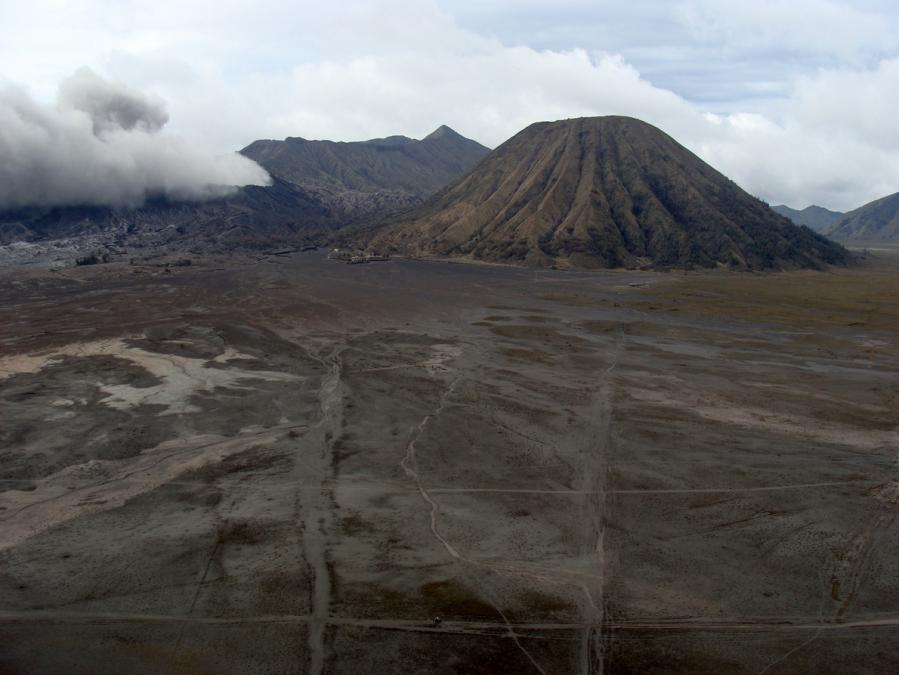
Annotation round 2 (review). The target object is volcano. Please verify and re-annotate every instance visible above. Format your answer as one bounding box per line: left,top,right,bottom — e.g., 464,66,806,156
368,116,848,270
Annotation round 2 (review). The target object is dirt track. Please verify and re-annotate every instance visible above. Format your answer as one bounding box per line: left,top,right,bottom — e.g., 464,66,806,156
1,252,897,674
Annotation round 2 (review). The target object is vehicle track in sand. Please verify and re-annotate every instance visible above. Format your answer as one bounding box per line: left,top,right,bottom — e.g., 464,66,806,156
576,341,622,675
398,358,549,675
293,345,345,675
757,454,899,674
6,609,899,633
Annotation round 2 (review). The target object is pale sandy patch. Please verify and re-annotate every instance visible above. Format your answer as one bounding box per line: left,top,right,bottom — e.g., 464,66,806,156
422,343,463,375
0,337,301,414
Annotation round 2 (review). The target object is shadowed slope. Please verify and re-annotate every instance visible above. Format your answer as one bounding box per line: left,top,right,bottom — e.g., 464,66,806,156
241,126,489,197
0,178,335,251
0,127,490,254
369,116,849,270
240,126,490,225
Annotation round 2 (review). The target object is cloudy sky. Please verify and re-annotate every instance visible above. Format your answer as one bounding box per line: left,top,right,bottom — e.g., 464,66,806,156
3,0,899,210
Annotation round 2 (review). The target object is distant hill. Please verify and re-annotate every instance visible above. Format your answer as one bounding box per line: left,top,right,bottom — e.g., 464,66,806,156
241,126,490,222
366,116,849,270
826,192,899,243
772,204,844,232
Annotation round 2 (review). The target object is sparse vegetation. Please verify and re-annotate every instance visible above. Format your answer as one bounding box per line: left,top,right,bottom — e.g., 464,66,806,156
372,116,849,270
631,253,899,332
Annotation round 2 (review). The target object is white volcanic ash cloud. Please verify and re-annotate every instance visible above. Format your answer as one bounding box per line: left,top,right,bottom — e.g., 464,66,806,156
0,68,270,210
59,67,170,135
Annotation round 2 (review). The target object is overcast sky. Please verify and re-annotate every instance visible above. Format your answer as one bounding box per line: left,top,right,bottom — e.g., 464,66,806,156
3,0,899,210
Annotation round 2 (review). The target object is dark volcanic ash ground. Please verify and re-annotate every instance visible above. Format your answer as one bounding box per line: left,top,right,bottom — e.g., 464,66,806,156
1,251,897,674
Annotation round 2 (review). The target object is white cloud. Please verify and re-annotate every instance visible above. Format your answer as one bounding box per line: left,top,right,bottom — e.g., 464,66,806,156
3,0,899,211
698,57,899,210
0,69,270,209
674,0,894,59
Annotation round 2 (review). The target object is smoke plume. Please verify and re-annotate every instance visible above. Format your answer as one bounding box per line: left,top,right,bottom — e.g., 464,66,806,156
0,68,270,210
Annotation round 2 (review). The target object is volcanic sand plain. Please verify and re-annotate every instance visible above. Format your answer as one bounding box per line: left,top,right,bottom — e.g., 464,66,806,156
0,251,897,674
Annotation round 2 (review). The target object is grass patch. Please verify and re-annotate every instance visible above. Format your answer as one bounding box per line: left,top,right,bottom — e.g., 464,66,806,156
630,255,899,333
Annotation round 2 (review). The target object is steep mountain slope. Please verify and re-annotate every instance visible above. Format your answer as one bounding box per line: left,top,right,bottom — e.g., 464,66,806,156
772,204,844,232
0,178,336,253
240,126,490,220
368,116,849,270
826,192,899,242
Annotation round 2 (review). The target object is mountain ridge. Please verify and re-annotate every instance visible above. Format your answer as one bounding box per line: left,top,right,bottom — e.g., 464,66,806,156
240,125,490,196
826,191,899,242
772,204,844,232
0,125,492,258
